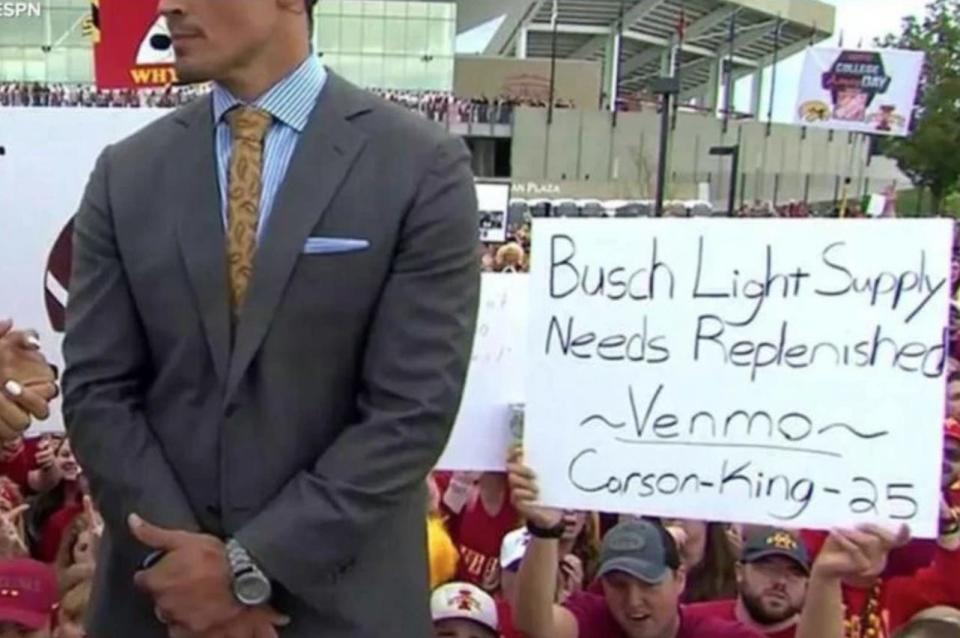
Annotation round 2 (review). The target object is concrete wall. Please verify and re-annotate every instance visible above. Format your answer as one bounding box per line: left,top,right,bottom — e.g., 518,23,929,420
454,56,602,108
510,106,908,207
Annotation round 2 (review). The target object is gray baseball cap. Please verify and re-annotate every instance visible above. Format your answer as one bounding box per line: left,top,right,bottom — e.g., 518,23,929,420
596,520,679,584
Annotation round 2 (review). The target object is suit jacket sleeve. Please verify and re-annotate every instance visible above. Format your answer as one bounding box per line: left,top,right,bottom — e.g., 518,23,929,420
235,136,480,602
62,146,200,551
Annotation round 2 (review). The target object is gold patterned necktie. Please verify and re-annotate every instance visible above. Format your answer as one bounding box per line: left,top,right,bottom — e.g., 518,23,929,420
225,106,273,317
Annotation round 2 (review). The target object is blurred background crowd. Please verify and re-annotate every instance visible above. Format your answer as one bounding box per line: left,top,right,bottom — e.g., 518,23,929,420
0,83,576,126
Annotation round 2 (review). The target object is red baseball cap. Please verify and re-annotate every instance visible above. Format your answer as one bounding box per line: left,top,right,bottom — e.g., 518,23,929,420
0,559,57,630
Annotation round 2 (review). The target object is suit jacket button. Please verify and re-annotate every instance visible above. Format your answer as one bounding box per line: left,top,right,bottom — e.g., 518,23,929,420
225,403,238,417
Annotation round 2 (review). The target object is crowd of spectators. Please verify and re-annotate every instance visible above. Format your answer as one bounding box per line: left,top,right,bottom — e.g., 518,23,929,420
0,83,206,108
425,426,960,638
0,326,101,637
370,89,574,125
0,82,577,126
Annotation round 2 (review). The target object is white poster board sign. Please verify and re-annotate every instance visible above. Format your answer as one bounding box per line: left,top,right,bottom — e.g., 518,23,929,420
477,181,510,243
437,274,527,471
526,218,951,537
795,47,923,136
0,108,168,434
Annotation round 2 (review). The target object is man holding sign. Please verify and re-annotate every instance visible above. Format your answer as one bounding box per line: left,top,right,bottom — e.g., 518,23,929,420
507,448,761,638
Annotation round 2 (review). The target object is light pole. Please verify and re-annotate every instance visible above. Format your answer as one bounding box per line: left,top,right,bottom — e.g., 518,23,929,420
709,144,740,216
651,76,680,217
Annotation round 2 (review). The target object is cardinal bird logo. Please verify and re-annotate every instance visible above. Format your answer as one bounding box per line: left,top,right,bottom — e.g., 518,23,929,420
767,532,798,551
449,589,481,612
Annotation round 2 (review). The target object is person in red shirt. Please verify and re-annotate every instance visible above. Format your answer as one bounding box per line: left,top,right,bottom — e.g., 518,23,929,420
690,527,811,638
26,438,85,562
439,471,520,593
506,449,761,638
797,507,960,638
0,436,49,496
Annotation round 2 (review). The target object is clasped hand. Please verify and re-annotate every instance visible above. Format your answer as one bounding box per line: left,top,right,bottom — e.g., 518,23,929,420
0,319,58,438
129,514,289,638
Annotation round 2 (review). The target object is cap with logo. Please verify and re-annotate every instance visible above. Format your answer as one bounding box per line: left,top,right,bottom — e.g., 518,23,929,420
596,520,680,584
430,582,498,632
741,527,811,574
0,559,57,630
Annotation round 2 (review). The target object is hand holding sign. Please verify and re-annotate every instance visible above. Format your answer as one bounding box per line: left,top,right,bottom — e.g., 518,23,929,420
507,447,562,530
811,524,910,582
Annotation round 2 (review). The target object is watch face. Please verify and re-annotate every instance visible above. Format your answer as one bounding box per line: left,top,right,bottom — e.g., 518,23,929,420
235,573,271,605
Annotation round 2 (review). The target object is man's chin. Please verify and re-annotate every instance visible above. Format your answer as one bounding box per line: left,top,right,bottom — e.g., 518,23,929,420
744,596,797,625
173,62,213,86
756,605,796,625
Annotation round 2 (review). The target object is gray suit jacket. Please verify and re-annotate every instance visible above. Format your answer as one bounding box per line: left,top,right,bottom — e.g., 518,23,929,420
62,72,480,638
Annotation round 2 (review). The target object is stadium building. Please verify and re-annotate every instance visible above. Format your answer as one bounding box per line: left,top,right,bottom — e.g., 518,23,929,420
0,0,909,211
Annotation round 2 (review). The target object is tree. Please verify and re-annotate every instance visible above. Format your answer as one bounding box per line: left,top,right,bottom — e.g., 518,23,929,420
878,0,960,213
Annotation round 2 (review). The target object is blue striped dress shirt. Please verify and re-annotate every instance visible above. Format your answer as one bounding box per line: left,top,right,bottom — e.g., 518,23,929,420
212,55,328,241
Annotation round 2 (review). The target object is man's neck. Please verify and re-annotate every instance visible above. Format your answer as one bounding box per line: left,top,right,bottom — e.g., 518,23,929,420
217,40,311,103
734,599,798,634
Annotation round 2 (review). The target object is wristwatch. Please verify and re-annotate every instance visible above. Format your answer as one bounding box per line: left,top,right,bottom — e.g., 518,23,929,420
225,539,272,606
527,519,567,539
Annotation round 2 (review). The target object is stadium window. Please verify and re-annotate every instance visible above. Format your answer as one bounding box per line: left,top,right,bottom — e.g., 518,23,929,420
362,16,385,53
404,17,428,52
339,16,363,52
341,0,365,17
405,2,429,18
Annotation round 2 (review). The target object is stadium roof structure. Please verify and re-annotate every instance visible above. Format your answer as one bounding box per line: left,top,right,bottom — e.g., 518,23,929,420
472,0,836,103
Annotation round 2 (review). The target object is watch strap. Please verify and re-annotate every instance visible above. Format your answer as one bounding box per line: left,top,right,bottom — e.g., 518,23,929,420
527,519,566,539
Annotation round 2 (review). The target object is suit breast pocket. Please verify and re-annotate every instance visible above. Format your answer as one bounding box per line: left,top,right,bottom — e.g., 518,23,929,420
287,235,384,317
302,237,370,256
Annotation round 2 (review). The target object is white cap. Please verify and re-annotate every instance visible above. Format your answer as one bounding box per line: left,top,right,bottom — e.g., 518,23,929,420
430,582,498,632
499,527,530,570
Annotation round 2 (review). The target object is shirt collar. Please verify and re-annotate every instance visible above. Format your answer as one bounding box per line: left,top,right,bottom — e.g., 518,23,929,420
212,55,327,133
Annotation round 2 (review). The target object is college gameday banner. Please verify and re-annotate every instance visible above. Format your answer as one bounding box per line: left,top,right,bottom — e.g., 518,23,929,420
794,47,923,137
92,0,176,89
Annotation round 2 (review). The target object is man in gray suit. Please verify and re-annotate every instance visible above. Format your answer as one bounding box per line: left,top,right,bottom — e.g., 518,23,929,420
61,0,480,636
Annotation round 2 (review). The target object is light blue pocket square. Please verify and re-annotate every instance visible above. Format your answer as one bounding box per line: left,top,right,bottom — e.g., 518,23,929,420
302,237,370,255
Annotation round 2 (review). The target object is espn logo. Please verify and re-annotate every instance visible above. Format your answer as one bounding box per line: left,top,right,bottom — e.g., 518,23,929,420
0,2,41,17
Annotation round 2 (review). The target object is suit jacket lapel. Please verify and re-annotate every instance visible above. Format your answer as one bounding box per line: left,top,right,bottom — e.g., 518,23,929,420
225,74,370,403
172,97,232,394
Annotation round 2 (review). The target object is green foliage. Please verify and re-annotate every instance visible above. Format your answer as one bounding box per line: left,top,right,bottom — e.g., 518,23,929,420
877,0,960,213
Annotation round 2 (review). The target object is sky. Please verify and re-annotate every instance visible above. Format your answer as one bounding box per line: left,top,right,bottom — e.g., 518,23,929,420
456,0,930,120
